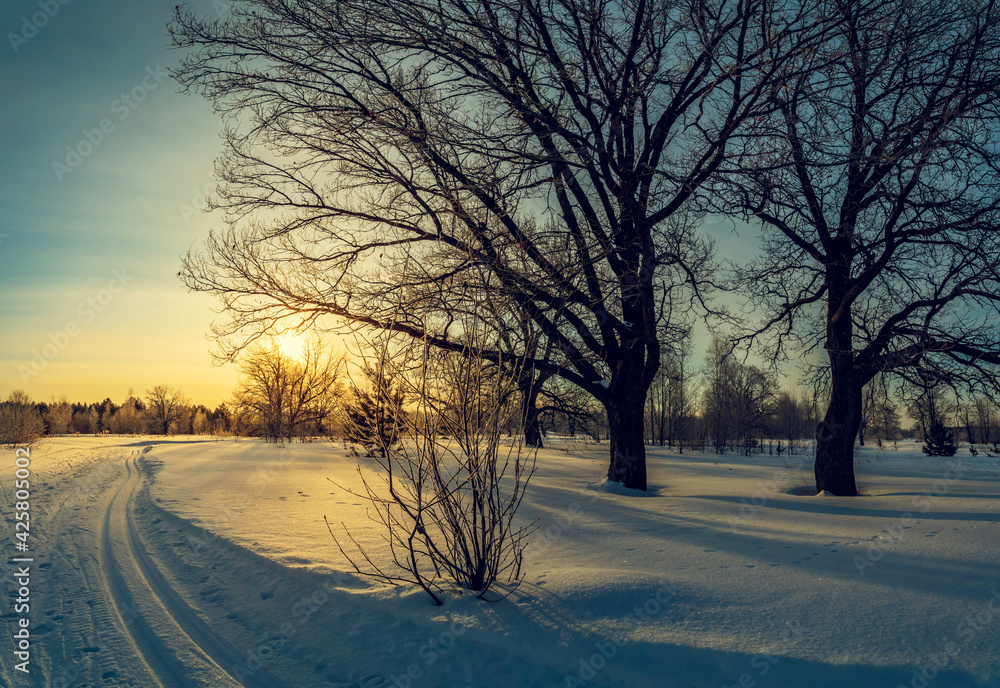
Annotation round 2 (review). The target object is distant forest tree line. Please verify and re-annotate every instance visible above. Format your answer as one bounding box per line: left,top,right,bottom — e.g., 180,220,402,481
4,336,998,455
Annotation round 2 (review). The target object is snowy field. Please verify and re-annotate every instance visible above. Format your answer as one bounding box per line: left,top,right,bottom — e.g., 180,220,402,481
2,436,999,687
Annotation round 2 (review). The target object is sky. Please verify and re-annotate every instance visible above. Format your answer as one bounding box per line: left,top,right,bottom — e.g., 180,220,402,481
0,0,766,409
0,0,240,406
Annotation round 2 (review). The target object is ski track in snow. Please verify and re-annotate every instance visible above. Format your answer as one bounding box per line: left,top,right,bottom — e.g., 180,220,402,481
101,450,279,687
0,442,350,687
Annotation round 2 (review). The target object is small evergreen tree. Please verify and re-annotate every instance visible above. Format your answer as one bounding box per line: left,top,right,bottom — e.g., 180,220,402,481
344,368,406,457
922,419,957,457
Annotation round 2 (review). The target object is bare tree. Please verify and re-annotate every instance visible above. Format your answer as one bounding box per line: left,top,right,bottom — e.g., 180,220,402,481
702,337,778,455
0,391,45,448
972,397,999,449
904,373,957,441
235,339,341,442
70,405,99,435
171,0,833,490
702,337,737,454
646,331,695,451
862,374,900,448
669,334,697,453
713,0,1000,493
145,385,189,436
771,390,811,455
731,365,779,455
193,408,212,435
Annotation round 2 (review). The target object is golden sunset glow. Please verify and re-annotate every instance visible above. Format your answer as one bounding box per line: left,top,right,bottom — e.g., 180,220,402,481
273,331,308,360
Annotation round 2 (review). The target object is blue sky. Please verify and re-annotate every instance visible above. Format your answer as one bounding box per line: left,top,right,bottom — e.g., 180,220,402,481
0,0,238,405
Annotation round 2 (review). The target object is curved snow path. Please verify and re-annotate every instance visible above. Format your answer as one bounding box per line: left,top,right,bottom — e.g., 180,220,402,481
100,450,283,688
0,443,321,687
98,451,193,687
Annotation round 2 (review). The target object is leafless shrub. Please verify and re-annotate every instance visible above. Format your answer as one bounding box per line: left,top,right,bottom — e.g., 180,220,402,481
328,336,537,605
0,390,45,448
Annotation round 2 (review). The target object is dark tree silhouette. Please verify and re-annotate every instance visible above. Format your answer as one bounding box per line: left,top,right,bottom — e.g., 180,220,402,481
713,0,1000,494
170,0,834,490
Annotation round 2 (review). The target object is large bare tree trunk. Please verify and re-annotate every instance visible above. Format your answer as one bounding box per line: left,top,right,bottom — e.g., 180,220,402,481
814,387,862,495
605,345,650,489
516,367,548,449
606,391,647,490
814,294,863,496
521,390,544,449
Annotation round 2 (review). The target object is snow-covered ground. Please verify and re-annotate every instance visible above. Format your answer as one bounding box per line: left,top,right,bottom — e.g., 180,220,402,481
2,436,999,687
